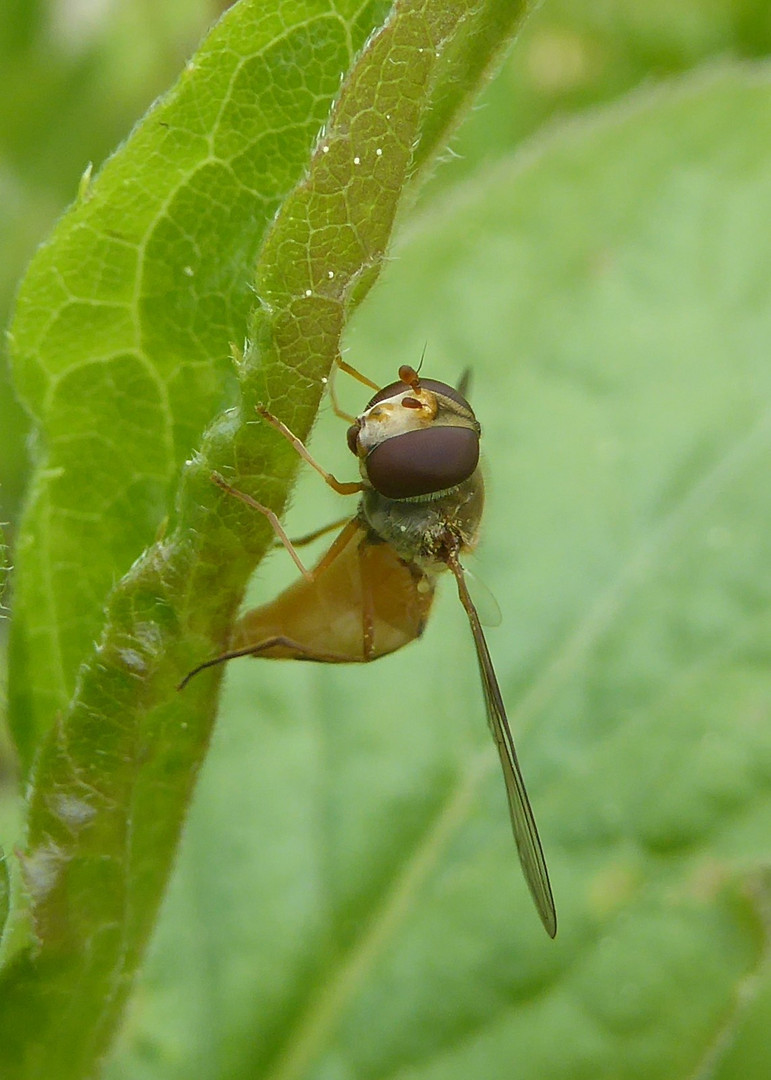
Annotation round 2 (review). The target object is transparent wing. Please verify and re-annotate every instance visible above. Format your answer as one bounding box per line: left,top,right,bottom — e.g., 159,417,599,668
450,558,557,938
462,563,502,628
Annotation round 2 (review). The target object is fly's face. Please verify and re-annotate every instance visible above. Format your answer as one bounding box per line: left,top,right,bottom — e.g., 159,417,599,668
347,365,481,499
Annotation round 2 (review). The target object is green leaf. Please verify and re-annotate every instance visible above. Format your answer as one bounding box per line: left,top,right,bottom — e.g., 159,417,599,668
1,1,527,1076
105,63,771,1078
7,0,395,763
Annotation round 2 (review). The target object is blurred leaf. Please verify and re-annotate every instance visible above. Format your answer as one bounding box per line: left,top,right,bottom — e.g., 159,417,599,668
0,849,7,948
106,63,771,1079
425,0,771,200
0,1,526,1077
713,948,771,1080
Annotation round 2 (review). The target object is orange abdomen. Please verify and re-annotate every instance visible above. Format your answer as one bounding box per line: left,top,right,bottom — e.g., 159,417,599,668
231,521,436,663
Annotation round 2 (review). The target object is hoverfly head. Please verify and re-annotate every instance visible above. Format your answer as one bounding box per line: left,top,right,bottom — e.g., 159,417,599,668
347,367,480,499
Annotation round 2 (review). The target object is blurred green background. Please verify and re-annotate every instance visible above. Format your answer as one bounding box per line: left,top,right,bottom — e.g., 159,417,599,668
2,2,771,1078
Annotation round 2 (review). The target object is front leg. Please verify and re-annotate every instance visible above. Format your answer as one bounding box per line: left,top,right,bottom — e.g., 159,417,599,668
256,404,365,495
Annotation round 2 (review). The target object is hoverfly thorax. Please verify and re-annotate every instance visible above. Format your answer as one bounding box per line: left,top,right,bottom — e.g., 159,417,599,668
347,364,481,500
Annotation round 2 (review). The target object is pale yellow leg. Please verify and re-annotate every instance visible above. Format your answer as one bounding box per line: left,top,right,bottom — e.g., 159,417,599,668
256,405,365,495
212,472,315,579
336,356,379,391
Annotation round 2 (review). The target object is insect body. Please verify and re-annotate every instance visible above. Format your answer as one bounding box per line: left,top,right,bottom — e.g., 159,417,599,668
182,364,557,937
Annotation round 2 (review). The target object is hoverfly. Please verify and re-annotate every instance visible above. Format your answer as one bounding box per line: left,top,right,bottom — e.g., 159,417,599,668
181,362,557,937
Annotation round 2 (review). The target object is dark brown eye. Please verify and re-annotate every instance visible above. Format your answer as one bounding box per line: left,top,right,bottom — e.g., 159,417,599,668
346,419,361,455
365,426,479,499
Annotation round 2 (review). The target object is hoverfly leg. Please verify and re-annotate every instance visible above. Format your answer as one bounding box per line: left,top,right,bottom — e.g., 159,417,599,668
326,363,356,423
212,471,314,580
274,516,352,551
214,471,360,582
303,516,363,578
335,356,380,392
256,405,365,496
177,634,361,690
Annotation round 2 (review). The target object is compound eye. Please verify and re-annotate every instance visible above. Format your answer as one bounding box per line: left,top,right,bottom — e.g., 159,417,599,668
346,420,361,455
365,425,479,499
